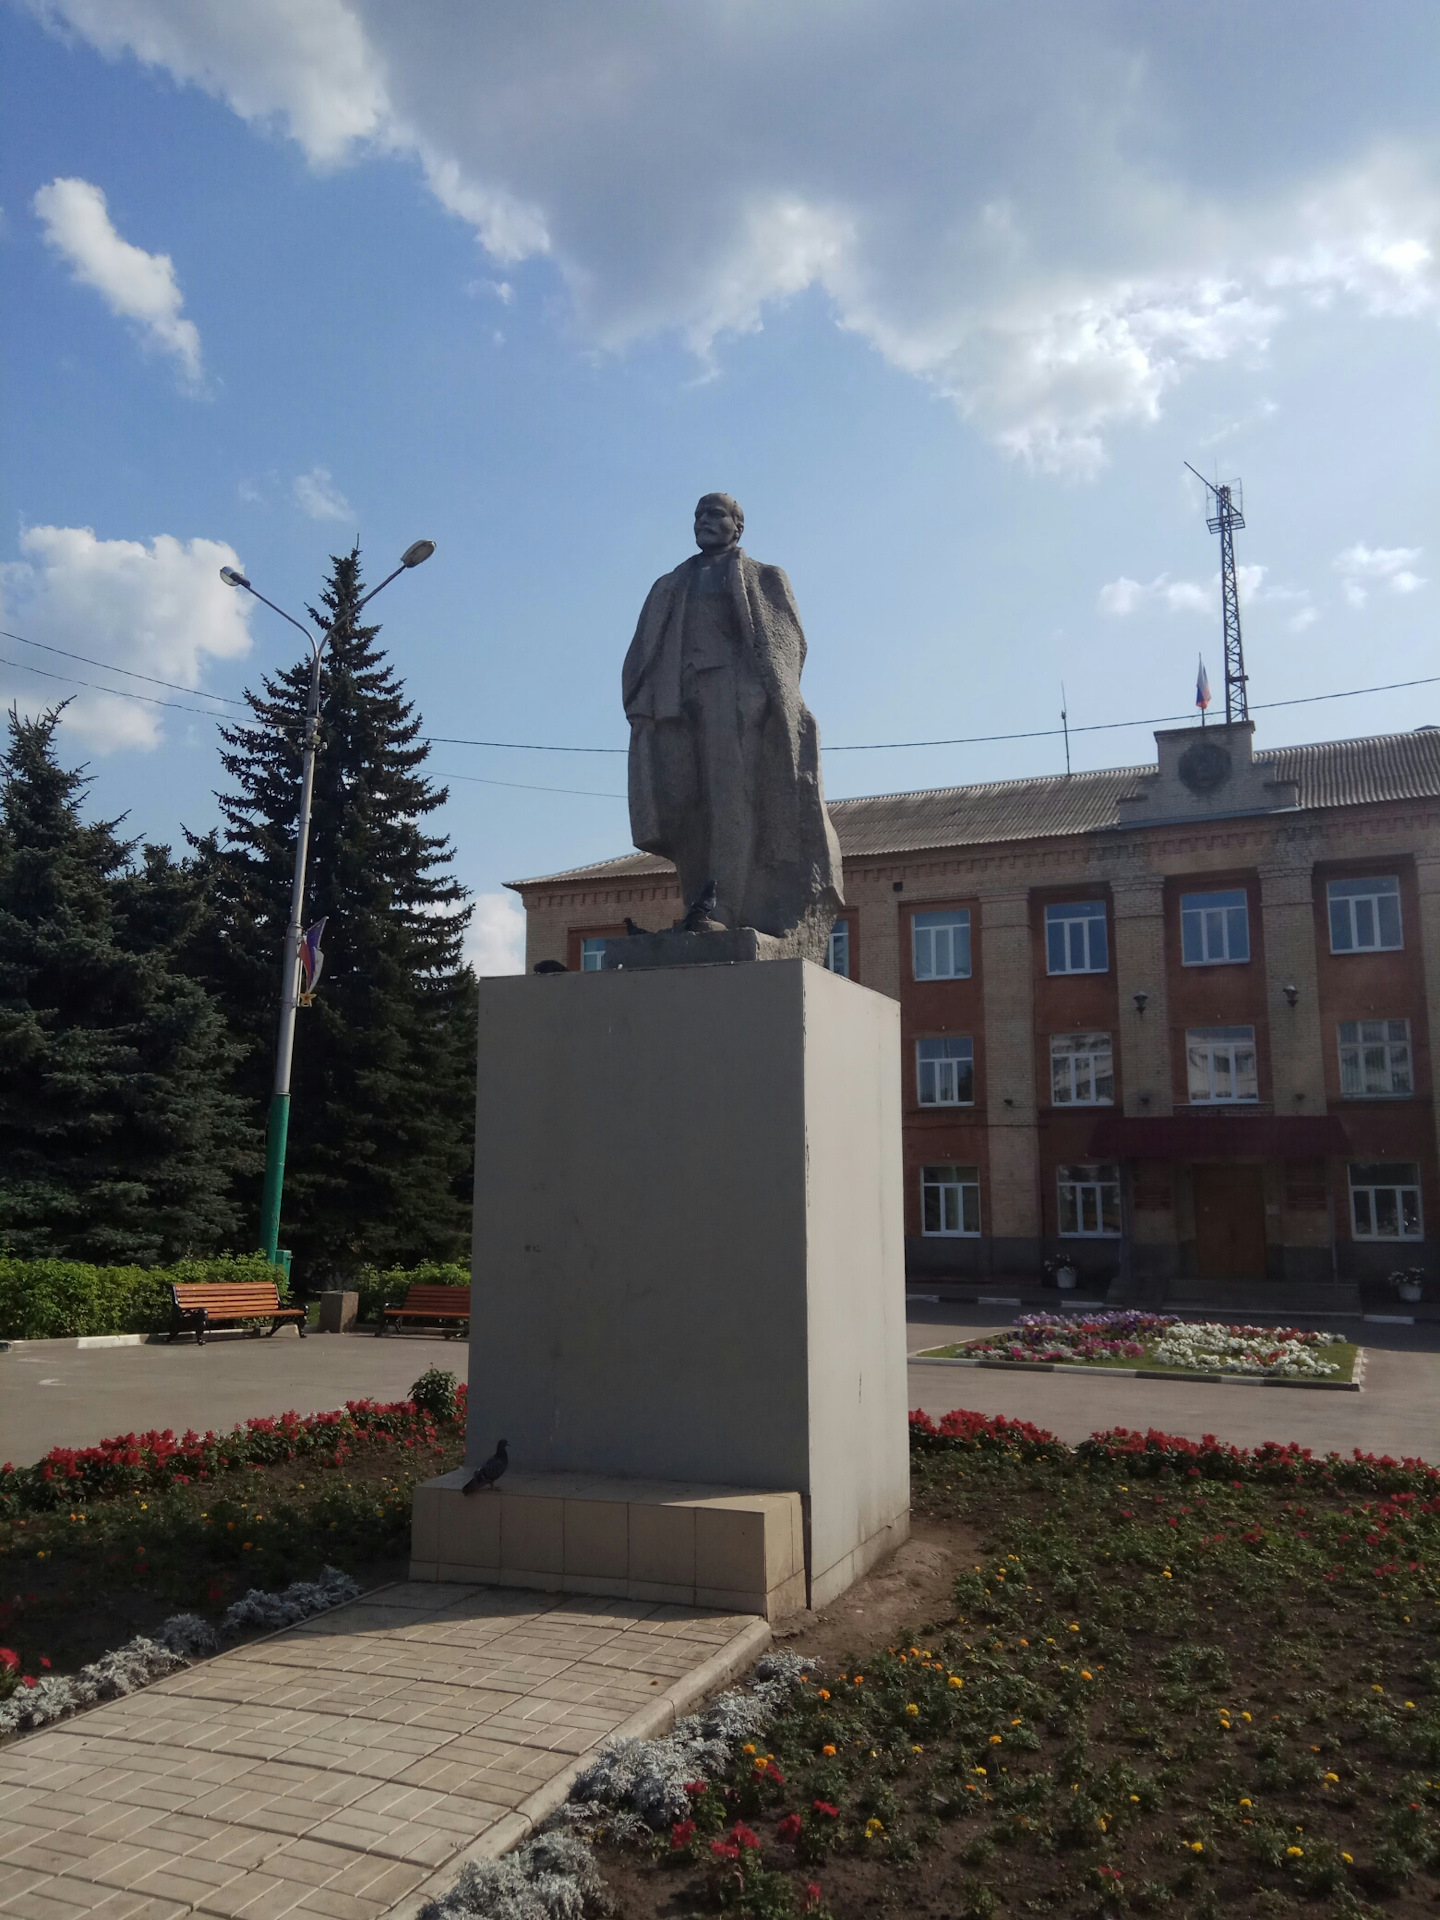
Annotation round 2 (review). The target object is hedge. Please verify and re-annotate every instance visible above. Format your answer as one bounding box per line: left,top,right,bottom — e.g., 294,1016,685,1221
0,1255,288,1342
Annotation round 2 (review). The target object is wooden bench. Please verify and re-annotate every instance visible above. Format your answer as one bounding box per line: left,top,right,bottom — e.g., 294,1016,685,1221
169,1281,307,1347
376,1284,471,1338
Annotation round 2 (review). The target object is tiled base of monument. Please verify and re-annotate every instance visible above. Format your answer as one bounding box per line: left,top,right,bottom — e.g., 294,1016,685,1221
410,1469,808,1619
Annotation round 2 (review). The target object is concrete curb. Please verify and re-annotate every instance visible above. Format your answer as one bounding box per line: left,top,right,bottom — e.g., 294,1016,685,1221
382,1613,773,1920
0,1334,158,1354
908,1353,1363,1391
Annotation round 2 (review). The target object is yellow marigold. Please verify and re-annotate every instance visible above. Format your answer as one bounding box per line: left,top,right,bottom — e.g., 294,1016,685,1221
989,1735,1003,1745
1189,1842,1204,1855
822,1744,836,1756
865,1817,884,1836
948,1676,963,1688
1287,1847,1304,1858
1130,1795,1140,1804
1241,1712,1252,1722
1161,1570,1172,1579
911,1745,923,1753
905,1703,919,1716
742,1744,756,1755
1324,1772,1339,1783
817,1688,830,1700
1342,1853,1354,1865
1239,1799,1252,1809
1081,1670,1093,1681
853,1675,864,1685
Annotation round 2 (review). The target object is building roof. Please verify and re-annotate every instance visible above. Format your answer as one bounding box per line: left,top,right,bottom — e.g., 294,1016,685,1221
508,728,1440,889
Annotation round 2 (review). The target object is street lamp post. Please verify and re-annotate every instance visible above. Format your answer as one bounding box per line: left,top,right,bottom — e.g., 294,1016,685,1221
220,540,436,1264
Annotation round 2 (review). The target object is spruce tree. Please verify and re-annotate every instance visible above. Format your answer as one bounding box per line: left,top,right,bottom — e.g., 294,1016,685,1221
0,706,255,1260
194,548,475,1276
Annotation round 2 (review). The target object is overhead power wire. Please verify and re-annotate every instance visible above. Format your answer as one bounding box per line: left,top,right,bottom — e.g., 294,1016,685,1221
426,672,1440,757
438,770,627,801
1,628,248,705
0,650,250,720
3,621,1435,761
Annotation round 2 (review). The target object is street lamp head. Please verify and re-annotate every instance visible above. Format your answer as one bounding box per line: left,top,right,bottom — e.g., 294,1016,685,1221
400,540,436,569
219,566,252,589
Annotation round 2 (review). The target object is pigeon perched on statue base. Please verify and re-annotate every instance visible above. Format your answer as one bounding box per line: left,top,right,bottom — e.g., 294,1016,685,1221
462,1439,508,1495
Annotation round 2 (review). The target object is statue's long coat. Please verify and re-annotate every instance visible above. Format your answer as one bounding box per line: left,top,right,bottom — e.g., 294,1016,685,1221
622,548,843,938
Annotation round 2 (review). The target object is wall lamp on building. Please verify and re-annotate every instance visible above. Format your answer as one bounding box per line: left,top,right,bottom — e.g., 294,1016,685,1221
1283,982,1300,1008
1133,991,1149,1017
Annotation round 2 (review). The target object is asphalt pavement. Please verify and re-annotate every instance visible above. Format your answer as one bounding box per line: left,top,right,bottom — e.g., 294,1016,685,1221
4,1308,1439,1469
0,1329,464,1466
905,1304,1440,1459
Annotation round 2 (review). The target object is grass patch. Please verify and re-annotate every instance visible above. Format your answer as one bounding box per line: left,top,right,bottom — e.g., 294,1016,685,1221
594,1413,1440,1919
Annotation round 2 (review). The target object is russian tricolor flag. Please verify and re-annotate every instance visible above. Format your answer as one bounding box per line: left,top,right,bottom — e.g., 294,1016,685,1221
1196,655,1211,714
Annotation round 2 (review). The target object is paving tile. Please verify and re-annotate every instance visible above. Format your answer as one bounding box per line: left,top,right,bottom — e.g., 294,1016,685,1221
1,1584,762,1920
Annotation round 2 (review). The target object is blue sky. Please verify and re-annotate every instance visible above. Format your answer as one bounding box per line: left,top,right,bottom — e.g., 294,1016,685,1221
2,1,1436,971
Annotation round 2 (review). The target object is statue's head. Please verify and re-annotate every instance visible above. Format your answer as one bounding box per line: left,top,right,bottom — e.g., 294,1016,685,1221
694,493,743,553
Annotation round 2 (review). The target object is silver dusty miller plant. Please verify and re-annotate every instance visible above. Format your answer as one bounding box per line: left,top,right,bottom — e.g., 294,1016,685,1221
420,1652,815,1920
0,1569,359,1737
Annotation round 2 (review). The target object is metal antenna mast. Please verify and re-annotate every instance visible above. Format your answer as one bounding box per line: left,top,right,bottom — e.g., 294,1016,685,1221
1213,476,1249,724
1185,462,1248,723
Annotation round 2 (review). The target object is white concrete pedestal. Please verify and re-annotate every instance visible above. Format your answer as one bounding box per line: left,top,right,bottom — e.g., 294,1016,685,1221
423,958,909,1611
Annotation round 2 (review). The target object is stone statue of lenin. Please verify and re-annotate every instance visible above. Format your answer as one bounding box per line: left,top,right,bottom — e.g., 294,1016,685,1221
622,494,844,960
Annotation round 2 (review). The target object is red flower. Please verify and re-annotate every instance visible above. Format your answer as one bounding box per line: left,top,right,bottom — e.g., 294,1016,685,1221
38,1656,50,1669
804,1886,823,1909
684,1780,708,1796
731,1824,760,1850
710,1840,740,1861
812,1801,839,1818
21,1676,37,1688
777,1813,802,1843
0,1648,18,1672
671,1819,696,1849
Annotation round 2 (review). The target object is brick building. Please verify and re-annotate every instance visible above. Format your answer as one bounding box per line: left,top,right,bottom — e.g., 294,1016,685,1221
508,720,1440,1304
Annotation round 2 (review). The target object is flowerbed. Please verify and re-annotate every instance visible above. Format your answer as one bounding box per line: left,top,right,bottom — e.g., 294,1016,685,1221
920,1311,1355,1380
0,1371,467,1690
586,1406,1440,1920
0,1381,467,1518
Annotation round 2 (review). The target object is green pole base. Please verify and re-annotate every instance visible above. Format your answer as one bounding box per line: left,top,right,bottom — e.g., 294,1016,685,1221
259,1093,290,1265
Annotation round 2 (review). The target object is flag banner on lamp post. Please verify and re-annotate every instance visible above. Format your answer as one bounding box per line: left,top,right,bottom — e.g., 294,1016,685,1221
299,919,327,1005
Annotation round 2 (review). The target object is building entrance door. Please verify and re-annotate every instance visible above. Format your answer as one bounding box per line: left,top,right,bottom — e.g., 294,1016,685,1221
1192,1163,1268,1279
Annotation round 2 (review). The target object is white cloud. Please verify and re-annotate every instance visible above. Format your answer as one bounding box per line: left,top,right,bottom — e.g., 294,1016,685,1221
1334,542,1427,607
23,5,1440,472
1101,561,1317,625
293,466,353,522
0,525,251,751
1099,573,1210,617
32,176,202,384
465,891,526,976
1288,607,1320,633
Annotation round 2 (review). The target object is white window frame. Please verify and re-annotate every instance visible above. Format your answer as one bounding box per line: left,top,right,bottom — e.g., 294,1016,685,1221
1338,1019,1413,1098
1328,876,1403,954
825,920,851,978
1058,1163,1121,1238
1049,1032,1114,1107
579,937,611,972
1180,889,1251,966
1349,1163,1423,1241
921,1164,981,1237
912,909,971,981
1045,900,1108,975
916,1036,975,1106
1185,1025,1259,1104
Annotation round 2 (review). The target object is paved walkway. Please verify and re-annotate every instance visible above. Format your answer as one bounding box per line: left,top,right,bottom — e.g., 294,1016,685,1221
908,1312,1440,1457
0,1581,768,1920
0,1336,461,1467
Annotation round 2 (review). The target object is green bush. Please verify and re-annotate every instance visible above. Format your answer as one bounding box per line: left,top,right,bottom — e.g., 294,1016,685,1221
0,1253,288,1341
353,1261,468,1324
